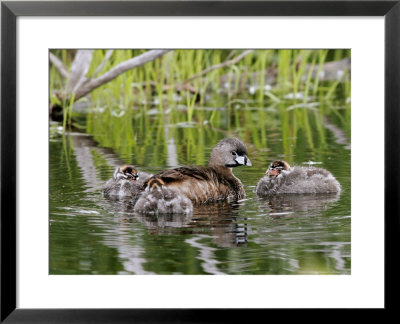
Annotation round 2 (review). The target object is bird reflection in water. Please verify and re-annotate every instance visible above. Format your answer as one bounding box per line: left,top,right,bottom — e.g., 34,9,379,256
104,197,248,248
259,193,341,219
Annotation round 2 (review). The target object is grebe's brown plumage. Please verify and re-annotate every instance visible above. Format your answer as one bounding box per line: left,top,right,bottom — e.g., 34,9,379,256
134,138,251,214
145,165,246,204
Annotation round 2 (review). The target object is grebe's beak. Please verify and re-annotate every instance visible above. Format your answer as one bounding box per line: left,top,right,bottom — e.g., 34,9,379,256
127,172,139,182
244,156,252,166
235,155,252,166
267,169,280,177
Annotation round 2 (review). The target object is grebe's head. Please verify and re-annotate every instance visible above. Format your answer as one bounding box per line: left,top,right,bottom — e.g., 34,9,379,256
208,138,252,168
266,160,290,178
113,165,139,182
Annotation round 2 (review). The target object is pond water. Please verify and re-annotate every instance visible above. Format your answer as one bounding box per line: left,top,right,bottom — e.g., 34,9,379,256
49,97,351,275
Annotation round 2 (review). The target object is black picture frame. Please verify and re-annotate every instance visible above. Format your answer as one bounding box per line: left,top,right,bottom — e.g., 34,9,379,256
1,0,399,322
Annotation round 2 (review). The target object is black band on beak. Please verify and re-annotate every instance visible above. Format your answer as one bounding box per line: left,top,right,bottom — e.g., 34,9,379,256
234,155,252,166
244,156,252,166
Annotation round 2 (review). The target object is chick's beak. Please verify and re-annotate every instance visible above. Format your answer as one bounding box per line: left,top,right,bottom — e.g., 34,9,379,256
128,173,138,182
267,169,279,177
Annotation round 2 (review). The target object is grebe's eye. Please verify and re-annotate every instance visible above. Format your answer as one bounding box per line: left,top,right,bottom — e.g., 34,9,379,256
231,151,237,156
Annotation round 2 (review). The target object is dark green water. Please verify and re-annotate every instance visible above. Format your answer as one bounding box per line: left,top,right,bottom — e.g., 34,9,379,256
49,100,351,275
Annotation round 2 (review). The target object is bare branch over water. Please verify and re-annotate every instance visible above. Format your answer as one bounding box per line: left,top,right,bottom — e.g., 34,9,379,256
74,49,171,100
49,52,69,78
49,49,171,101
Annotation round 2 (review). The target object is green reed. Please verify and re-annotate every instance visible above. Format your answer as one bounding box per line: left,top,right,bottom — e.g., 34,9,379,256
51,49,351,168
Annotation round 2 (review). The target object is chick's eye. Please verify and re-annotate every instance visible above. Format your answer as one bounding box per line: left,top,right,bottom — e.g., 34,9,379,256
231,151,237,156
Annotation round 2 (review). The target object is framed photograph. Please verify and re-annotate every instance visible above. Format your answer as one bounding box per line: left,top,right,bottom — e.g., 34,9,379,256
1,0,398,322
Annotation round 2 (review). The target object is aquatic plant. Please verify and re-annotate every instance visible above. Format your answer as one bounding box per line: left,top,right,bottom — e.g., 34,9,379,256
50,49,351,162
